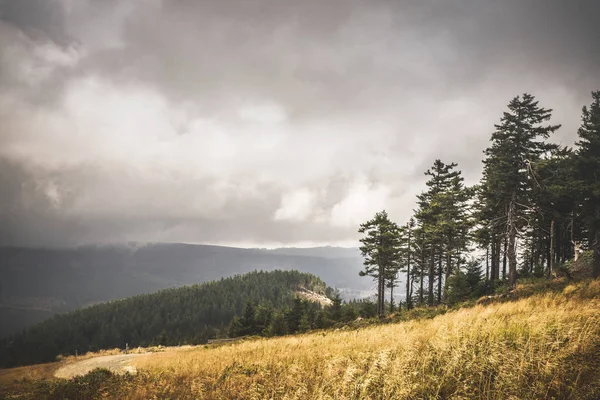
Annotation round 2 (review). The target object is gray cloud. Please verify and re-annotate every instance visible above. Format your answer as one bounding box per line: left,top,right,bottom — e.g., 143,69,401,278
1,0,599,247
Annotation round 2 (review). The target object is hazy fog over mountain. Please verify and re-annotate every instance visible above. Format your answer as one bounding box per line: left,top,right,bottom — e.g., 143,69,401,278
1,0,599,248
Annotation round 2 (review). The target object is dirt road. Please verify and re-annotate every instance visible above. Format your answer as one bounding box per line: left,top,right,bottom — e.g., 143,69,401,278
54,354,143,379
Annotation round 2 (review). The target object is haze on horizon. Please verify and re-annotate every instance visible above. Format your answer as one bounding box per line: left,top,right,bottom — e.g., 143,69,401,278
1,0,599,248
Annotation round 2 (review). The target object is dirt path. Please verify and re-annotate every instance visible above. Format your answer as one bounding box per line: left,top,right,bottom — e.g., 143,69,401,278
54,354,143,379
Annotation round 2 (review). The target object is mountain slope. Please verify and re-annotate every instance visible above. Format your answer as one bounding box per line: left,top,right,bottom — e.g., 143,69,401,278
2,278,599,399
0,270,329,367
0,244,368,337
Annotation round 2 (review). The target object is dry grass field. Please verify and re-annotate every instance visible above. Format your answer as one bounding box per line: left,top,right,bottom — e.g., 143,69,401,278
2,278,600,399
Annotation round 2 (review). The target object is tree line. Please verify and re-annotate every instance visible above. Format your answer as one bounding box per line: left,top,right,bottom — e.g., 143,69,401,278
227,293,378,339
359,92,600,318
0,270,328,367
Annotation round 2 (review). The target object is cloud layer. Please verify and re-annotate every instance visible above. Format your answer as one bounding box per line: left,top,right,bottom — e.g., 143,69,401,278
1,0,599,247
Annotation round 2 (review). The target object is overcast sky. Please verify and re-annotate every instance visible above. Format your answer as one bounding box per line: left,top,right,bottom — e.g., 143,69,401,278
1,0,599,248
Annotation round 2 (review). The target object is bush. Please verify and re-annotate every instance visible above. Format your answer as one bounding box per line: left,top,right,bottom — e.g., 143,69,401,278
26,368,133,400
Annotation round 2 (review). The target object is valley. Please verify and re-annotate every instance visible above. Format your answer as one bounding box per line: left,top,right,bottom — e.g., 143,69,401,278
0,244,369,337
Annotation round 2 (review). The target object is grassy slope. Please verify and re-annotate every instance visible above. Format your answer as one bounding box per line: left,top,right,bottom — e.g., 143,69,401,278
3,278,600,399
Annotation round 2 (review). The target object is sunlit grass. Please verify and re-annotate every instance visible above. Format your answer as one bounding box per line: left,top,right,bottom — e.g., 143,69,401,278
2,279,599,399
126,279,600,399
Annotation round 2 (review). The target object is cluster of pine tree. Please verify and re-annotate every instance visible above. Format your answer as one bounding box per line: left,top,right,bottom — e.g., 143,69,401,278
359,92,600,316
0,270,328,367
227,294,378,338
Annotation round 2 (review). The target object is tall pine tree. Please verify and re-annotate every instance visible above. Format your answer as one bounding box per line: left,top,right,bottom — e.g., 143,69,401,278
482,94,560,287
358,210,402,318
575,91,600,276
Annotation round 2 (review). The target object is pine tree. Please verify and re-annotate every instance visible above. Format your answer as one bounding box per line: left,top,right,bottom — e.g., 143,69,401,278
266,311,287,337
533,147,581,273
329,291,343,322
482,94,560,287
254,304,274,335
575,91,600,276
239,300,257,336
286,298,305,333
405,218,415,309
415,160,471,304
298,314,311,333
358,210,402,318
464,259,483,294
228,316,243,338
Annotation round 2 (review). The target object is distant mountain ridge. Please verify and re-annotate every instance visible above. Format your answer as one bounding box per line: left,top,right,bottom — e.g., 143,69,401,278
264,246,361,259
0,243,369,337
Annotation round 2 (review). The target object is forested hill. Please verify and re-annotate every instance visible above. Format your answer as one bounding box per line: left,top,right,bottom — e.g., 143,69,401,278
0,270,329,368
0,244,367,337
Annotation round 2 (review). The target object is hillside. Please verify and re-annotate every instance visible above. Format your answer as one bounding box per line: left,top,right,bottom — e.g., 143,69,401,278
2,278,599,399
0,270,329,368
0,244,368,337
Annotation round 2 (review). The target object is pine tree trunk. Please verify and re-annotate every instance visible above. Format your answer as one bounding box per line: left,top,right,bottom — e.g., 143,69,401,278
529,236,535,274
593,204,600,278
507,193,518,287
557,221,564,264
419,263,424,306
437,250,442,304
406,227,412,310
562,223,568,263
485,245,489,281
490,234,496,282
380,275,384,318
549,219,555,278
381,274,385,318
419,238,424,306
377,265,384,318
444,251,452,301
428,251,435,306
536,227,544,271
571,209,577,262
502,235,508,280
495,235,501,281
390,283,394,313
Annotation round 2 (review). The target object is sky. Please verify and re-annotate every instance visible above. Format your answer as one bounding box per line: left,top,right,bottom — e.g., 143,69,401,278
1,0,599,248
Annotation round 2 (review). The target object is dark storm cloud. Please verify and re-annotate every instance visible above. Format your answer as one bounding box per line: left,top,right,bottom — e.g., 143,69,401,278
0,0,599,247
0,0,69,43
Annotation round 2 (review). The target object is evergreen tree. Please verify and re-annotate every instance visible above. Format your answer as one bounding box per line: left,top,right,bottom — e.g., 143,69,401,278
446,259,482,304
286,298,305,333
482,94,560,287
358,210,402,318
298,314,311,333
329,291,343,322
239,300,257,336
254,304,274,335
445,271,471,305
464,259,483,294
534,147,580,273
405,218,415,309
415,160,471,304
575,91,600,276
266,311,287,337
228,316,243,338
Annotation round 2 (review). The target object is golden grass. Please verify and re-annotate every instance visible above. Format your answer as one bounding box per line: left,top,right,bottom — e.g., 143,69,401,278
127,279,600,399
0,361,60,396
0,361,59,384
2,279,599,399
